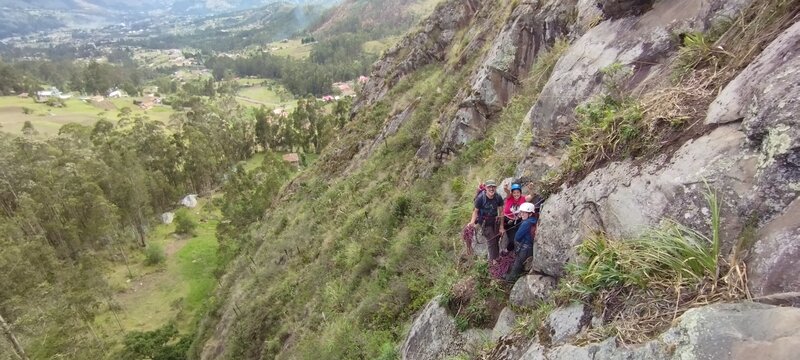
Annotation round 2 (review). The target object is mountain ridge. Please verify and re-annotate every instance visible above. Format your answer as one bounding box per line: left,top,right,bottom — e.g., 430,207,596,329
0,0,339,38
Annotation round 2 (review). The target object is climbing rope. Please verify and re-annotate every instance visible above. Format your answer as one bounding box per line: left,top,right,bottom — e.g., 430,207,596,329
461,224,476,254
490,251,515,279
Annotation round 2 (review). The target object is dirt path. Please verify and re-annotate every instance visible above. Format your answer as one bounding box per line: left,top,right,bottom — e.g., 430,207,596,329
164,235,190,257
117,237,189,305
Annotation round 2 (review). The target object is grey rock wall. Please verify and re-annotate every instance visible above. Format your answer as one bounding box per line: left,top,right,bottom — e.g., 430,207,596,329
517,0,753,180
438,0,577,153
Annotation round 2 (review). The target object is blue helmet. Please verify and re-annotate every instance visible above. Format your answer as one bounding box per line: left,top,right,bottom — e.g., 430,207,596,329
510,183,522,191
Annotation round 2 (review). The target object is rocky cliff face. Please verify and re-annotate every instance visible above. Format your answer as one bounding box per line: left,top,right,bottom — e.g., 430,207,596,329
435,0,576,154
380,0,800,358
354,0,481,113
196,0,799,357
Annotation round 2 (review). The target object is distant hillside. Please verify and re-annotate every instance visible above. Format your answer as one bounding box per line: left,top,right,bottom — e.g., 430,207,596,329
0,0,336,14
0,0,339,38
311,0,442,38
118,3,327,52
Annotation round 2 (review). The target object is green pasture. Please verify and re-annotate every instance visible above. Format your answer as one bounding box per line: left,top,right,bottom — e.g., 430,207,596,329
0,96,176,137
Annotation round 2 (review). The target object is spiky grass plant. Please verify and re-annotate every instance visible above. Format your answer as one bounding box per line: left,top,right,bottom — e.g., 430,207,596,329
560,188,748,344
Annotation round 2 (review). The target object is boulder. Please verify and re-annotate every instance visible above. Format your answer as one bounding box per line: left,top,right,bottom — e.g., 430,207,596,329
705,20,800,126
521,335,668,360
180,194,198,208
161,212,174,224
663,302,800,359
545,303,590,345
516,302,800,360
484,335,532,360
492,307,518,340
400,296,491,360
472,227,489,260
703,20,800,296
400,296,459,360
519,342,547,360
754,292,800,308
545,339,626,360
509,275,556,308
748,198,800,296
462,328,493,354
575,0,603,33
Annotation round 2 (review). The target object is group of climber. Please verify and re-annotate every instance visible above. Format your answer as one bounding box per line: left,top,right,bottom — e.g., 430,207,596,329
465,179,540,282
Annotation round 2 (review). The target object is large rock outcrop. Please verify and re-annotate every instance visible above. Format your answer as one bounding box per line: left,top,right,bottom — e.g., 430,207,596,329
533,125,756,276
710,20,800,296
437,0,577,153
517,0,752,180
530,5,800,281
513,302,800,360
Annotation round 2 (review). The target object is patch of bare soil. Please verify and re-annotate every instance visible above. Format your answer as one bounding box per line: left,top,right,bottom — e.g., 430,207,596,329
91,99,117,111
0,106,24,114
165,235,190,257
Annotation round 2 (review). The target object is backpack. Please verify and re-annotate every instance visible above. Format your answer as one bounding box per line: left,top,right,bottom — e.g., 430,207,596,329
473,183,486,202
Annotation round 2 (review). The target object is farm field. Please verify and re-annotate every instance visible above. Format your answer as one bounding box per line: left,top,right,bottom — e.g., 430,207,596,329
235,79,297,110
267,39,312,59
0,96,175,137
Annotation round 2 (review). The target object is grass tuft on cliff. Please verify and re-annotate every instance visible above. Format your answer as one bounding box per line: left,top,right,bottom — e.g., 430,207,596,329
559,188,748,344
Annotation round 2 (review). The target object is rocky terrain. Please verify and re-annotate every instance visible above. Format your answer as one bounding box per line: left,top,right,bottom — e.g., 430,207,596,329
353,0,800,358
192,0,800,358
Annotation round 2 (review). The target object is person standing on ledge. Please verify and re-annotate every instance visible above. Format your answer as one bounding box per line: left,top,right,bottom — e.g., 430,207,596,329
505,202,537,282
467,180,505,264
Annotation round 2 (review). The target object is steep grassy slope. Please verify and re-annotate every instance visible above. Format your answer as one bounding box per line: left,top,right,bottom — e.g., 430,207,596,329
190,1,570,355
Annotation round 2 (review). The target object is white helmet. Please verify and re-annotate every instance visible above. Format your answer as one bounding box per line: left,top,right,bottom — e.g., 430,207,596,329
519,202,536,214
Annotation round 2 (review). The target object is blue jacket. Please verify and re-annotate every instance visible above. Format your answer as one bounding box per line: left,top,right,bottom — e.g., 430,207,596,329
514,217,538,246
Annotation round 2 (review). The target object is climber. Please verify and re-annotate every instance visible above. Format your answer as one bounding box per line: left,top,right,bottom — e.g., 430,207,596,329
467,179,505,264
504,202,537,283
501,183,527,253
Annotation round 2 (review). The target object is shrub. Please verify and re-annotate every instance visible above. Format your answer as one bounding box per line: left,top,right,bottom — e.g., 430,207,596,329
392,195,412,221
175,209,197,236
21,120,38,136
120,323,192,360
45,97,65,108
450,177,466,197
144,243,166,266
565,94,644,174
543,63,644,190
671,32,731,82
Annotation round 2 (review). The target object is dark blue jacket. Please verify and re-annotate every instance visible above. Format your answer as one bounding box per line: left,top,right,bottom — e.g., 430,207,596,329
514,217,538,246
